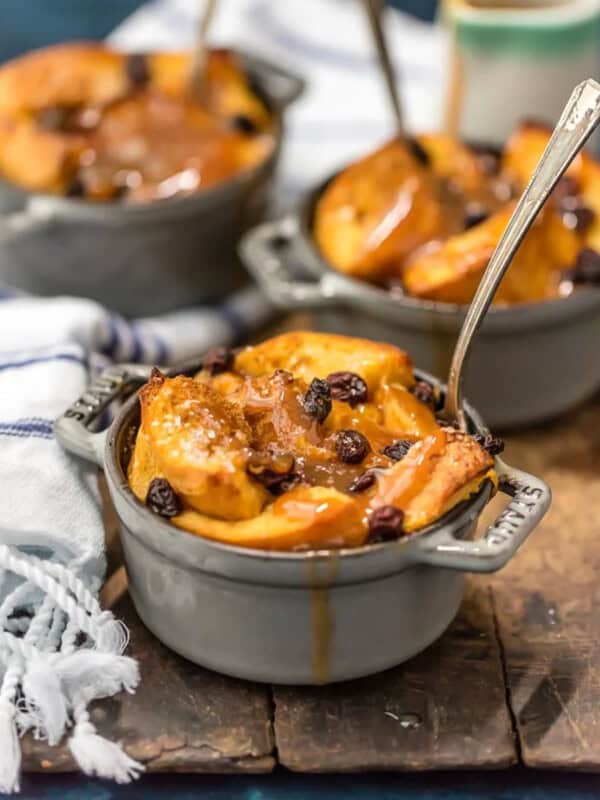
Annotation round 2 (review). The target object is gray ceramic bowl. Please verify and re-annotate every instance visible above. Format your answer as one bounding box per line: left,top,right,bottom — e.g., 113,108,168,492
54,361,550,685
0,52,304,318
239,182,600,430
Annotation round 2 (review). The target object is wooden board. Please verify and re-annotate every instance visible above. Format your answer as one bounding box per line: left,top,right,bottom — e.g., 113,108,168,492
273,582,516,771
22,596,275,774
488,396,600,771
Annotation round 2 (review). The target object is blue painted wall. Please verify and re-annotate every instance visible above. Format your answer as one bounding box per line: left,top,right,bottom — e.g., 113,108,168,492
0,1,439,62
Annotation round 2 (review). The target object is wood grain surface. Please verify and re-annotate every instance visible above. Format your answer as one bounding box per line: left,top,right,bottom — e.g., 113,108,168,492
22,596,275,774
273,582,516,771
488,397,600,770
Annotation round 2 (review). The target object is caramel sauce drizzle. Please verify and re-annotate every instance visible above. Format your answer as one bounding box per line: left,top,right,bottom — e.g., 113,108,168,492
218,373,447,535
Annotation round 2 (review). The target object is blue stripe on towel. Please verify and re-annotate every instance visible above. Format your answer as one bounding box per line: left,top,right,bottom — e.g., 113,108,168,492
102,315,121,359
0,353,86,373
152,330,169,365
129,324,144,363
219,303,247,342
0,417,54,439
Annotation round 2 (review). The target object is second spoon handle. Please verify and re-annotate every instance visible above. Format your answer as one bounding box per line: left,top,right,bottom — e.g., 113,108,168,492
362,0,403,134
190,0,219,101
444,78,600,430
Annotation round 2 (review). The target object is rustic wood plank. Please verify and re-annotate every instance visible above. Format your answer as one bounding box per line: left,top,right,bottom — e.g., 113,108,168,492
489,396,600,770
22,596,275,773
273,582,516,771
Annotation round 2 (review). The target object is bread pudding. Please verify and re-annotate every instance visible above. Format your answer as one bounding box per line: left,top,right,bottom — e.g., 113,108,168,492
127,333,497,551
314,123,600,305
0,43,274,202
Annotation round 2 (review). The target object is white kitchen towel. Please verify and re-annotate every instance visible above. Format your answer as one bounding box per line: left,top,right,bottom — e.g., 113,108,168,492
0,286,273,793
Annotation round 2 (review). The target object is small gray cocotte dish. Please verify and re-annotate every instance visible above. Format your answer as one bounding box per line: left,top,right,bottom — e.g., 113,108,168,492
55,361,550,685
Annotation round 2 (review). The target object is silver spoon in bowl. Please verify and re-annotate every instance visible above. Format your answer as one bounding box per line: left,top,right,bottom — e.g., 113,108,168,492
442,78,600,431
189,0,219,103
361,0,404,133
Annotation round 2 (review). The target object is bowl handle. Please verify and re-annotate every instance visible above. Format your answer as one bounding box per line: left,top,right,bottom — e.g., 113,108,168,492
54,363,153,467
413,461,551,573
239,217,371,309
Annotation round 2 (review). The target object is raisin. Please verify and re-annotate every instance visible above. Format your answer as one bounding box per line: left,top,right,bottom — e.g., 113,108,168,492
478,152,501,175
405,136,430,167
303,378,332,423
37,107,71,131
146,478,182,518
553,175,579,201
326,371,368,407
202,346,234,375
247,451,298,495
229,114,257,134
348,469,377,493
367,505,405,543
464,202,489,229
126,53,150,87
473,432,504,456
560,199,595,233
470,143,502,176
571,248,600,285
66,176,86,198
411,380,436,409
335,430,370,464
382,440,414,461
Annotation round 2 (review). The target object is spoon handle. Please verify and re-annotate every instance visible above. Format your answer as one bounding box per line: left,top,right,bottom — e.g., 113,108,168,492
190,0,219,101
444,78,600,430
362,0,403,133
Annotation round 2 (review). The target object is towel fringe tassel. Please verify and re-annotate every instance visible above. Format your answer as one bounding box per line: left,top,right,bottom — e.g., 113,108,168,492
0,545,141,793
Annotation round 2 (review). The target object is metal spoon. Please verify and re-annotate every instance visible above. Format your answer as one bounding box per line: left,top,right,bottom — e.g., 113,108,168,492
443,78,600,431
189,0,219,102
361,0,403,133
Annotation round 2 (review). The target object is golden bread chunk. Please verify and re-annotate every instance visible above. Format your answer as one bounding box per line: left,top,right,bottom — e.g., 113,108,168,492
416,133,488,196
502,122,583,192
313,138,448,279
173,486,366,550
235,331,415,394
370,429,494,532
0,42,273,199
505,124,600,256
403,203,579,305
129,333,496,550
135,369,268,520
0,43,127,116
578,154,600,252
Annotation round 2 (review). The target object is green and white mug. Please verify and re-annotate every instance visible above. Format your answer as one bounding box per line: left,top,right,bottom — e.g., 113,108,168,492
443,0,600,145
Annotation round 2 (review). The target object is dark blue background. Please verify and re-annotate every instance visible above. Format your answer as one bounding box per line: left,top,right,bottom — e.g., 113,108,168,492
0,1,439,61
16,769,600,799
